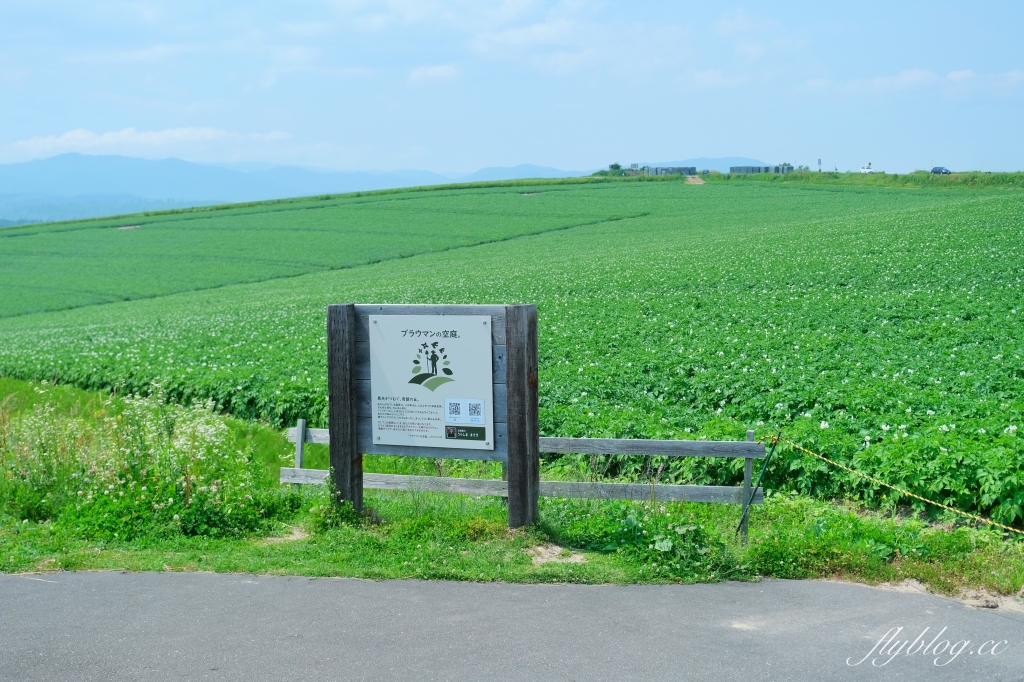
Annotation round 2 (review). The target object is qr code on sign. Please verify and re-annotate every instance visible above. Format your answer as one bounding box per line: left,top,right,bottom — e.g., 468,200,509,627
448,402,461,416
468,402,482,417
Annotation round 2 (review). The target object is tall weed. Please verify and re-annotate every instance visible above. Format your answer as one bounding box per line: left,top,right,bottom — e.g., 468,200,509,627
0,386,299,539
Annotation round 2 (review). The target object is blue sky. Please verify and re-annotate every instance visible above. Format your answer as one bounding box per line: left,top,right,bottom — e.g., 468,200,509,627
1,1,1021,172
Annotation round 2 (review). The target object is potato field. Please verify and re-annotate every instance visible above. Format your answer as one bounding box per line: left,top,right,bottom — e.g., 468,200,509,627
1,177,1022,522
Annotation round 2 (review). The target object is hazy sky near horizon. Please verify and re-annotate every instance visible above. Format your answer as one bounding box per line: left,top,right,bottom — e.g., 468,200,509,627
1,1,1021,173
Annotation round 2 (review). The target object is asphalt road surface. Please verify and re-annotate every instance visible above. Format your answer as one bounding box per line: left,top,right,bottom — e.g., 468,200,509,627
2,572,1023,681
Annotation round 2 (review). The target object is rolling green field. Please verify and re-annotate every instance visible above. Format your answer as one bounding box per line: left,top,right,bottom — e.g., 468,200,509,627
0,179,641,318
1,177,1023,523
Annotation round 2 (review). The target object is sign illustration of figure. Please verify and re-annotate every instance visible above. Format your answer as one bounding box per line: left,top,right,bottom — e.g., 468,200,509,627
409,341,454,391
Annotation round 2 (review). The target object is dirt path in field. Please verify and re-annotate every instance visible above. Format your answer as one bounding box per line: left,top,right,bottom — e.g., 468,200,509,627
686,176,705,185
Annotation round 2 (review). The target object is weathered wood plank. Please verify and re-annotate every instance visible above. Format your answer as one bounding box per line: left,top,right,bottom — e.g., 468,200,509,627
740,430,754,543
288,427,760,463
278,469,764,505
280,467,330,484
353,305,507,344
355,379,508,424
539,437,765,458
286,427,330,444
328,304,363,509
364,474,508,496
356,418,508,462
353,342,507,383
294,418,306,469
538,481,763,504
505,304,539,527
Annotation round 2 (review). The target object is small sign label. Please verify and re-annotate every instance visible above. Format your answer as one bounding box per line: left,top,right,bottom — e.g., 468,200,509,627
369,314,495,451
445,426,486,441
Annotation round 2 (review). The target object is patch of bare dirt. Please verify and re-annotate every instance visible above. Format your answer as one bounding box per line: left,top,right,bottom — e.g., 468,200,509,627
685,176,705,185
527,544,586,566
520,192,539,196
860,578,1024,613
263,526,309,545
117,225,140,230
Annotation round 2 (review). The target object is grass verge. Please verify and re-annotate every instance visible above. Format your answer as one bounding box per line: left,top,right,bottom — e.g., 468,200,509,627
2,377,1023,597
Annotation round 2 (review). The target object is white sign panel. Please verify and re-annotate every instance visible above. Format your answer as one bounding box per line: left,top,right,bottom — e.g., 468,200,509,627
369,315,495,450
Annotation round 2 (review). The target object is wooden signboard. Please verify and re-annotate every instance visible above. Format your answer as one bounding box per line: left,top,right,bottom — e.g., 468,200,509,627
328,304,539,527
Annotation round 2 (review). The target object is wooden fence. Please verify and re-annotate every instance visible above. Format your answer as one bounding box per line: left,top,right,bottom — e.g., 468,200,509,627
281,423,765,540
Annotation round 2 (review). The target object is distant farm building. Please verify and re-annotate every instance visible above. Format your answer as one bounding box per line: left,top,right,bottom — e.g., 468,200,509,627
730,164,795,174
645,166,697,176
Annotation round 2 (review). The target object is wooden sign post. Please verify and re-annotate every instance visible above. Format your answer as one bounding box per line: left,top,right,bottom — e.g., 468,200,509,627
327,303,539,527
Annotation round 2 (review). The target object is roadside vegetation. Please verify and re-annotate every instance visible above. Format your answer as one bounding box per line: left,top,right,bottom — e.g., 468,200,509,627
3,378,1023,597
2,178,1022,596
3,180,1021,523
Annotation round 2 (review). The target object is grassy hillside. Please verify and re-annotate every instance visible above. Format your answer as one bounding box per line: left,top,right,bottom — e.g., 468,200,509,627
1,179,1023,521
0,178,636,318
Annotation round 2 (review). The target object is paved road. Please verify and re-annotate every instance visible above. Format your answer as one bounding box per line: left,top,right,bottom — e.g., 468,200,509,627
2,572,1023,681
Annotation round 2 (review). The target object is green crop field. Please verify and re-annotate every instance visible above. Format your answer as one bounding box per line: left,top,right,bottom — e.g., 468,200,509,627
2,176,1023,524
0,179,641,318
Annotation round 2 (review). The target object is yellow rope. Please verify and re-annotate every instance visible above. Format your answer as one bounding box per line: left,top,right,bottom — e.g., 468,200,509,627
762,434,1024,537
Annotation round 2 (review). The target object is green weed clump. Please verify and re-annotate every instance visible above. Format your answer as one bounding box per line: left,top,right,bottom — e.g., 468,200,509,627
540,498,746,582
0,386,300,540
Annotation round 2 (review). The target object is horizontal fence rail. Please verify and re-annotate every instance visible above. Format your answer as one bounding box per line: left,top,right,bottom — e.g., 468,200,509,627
279,469,764,505
286,429,765,459
539,436,764,458
283,424,763,510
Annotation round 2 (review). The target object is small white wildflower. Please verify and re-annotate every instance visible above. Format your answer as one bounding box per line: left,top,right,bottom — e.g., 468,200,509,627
820,421,829,429
978,428,986,434
906,408,912,414
927,410,935,415
881,424,890,431
939,425,949,432
1006,425,1018,434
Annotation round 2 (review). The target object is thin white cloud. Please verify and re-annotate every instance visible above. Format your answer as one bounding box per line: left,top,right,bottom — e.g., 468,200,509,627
1000,70,1024,87
409,64,459,83
68,44,205,65
5,127,290,162
683,69,747,90
849,69,940,93
839,68,1024,96
716,9,757,35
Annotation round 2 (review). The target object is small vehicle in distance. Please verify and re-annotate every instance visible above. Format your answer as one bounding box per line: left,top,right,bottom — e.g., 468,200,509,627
931,166,951,175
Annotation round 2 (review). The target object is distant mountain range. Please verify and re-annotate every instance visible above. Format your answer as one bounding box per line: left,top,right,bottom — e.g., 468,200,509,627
0,154,767,225
0,155,589,225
